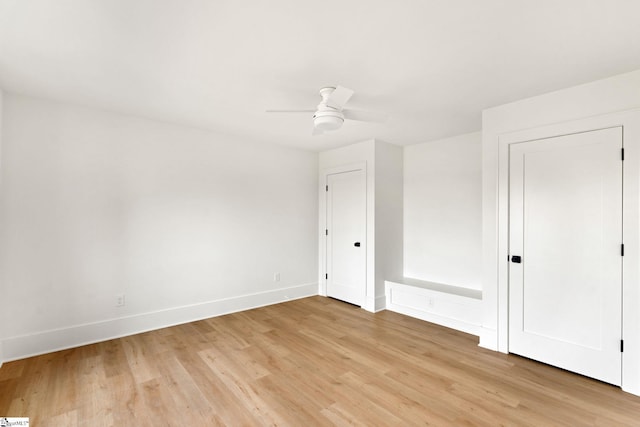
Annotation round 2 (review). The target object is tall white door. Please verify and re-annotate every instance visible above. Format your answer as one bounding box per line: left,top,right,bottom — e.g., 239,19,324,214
508,127,623,386
326,169,366,306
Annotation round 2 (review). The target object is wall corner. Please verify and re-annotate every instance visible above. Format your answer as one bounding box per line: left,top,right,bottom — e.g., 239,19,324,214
0,88,4,369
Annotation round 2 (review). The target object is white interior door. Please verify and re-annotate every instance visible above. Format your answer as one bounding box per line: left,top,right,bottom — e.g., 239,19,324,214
508,127,623,386
326,169,366,306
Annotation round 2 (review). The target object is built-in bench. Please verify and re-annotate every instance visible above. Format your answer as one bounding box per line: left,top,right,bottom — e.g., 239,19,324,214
385,278,482,336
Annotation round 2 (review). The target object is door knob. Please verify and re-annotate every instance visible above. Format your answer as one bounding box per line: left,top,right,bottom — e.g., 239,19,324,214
511,255,522,263
354,242,361,247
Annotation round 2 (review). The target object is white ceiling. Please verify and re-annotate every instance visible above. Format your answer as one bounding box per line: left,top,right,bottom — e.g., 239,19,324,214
2,1,640,151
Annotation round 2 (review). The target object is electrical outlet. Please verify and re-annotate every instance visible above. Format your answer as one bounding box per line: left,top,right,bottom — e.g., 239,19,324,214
116,294,125,307
274,272,280,282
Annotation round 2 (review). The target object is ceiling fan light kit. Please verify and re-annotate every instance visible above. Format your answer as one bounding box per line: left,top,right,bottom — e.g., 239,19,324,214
313,110,344,131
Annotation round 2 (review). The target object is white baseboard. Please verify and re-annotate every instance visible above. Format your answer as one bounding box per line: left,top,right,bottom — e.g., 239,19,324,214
478,327,499,351
0,339,4,369
373,295,387,312
385,280,481,336
1,283,317,363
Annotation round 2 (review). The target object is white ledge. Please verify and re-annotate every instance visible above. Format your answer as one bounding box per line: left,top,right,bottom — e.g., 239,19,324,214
389,277,482,300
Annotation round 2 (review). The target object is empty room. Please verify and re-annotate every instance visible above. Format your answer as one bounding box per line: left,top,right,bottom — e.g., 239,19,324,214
2,1,640,425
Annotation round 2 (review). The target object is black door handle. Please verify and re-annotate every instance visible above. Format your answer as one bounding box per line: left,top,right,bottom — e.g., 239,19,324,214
511,255,522,263
354,242,361,247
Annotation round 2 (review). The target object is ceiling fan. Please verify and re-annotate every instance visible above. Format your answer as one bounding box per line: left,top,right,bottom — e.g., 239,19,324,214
266,86,387,135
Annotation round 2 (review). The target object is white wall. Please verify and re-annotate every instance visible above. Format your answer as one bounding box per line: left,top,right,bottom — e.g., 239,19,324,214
482,69,640,395
404,132,482,290
319,140,376,310
374,140,403,307
0,93,318,360
318,139,403,312
0,88,4,367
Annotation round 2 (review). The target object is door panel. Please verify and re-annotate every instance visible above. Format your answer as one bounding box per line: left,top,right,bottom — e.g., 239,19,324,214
509,127,622,385
326,169,366,306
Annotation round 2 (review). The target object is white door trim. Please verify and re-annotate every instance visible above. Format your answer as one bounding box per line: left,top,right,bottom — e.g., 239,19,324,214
493,109,640,395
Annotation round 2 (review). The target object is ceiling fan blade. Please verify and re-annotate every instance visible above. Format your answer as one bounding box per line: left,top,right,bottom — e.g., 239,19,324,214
326,85,354,109
343,109,388,123
266,109,316,113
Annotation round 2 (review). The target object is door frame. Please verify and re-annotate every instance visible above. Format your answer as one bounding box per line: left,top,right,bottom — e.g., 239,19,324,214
318,162,370,307
494,110,640,394
507,127,623,385
325,168,367,306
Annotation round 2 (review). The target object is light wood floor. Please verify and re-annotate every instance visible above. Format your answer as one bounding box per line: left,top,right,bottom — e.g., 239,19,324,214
1,296,640,426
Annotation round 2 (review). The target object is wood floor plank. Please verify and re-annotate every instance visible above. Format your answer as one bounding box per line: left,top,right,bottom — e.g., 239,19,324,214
198,348,288,426
172,347,257,426
2,296,640,425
